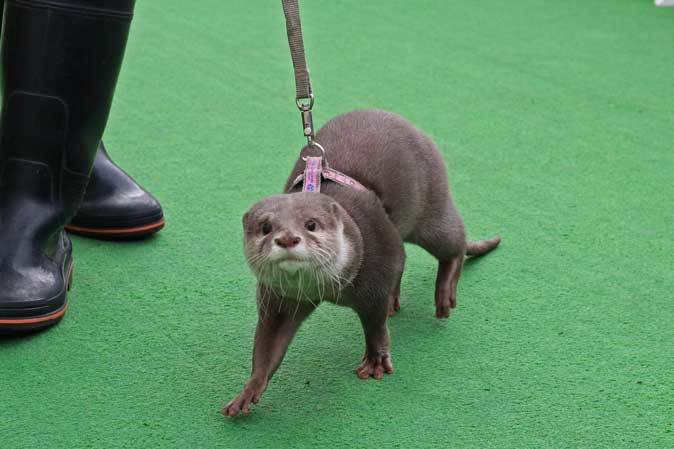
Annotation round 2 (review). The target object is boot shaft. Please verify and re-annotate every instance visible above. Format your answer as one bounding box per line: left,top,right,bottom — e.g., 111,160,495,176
0,0,134,224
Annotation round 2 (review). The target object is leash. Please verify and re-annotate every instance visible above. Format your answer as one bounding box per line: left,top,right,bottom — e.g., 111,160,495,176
281,0,316,144
281,0,367,194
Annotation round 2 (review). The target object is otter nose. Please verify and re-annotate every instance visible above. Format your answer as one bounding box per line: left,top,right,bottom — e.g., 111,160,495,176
275,234,301,249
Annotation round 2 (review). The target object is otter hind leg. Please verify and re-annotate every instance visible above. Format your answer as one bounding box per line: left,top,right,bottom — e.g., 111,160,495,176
388,263,403,317
434,256,463,318
410,207,467,318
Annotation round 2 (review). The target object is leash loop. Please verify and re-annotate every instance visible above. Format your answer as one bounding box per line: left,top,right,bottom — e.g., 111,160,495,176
295,93,314,111
302,141,327,166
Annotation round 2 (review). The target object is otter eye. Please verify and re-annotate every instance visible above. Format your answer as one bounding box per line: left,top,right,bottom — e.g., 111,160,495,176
305,220,317,232
261,222,272,235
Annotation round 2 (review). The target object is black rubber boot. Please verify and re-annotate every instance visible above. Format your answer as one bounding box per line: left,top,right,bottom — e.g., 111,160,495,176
0,0,135,333
66,142,165,240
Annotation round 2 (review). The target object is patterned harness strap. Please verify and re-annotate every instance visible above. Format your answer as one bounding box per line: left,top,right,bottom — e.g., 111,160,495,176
290,156,368,193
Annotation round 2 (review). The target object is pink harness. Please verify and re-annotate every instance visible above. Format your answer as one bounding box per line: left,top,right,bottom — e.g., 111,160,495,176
290,156,368,193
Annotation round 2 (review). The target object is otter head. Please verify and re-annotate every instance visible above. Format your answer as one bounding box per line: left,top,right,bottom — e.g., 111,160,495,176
243,192,362,301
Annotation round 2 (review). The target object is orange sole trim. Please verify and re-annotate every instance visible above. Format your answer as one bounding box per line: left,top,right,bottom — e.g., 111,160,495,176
0,264,72,327
66,218,165,237
0,303,68,325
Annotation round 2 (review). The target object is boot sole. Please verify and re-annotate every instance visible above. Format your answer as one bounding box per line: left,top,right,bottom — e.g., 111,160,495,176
65,218,165,240
0,263,73,335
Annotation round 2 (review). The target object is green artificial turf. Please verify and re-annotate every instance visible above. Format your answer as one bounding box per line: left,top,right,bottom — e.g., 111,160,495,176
1,0,673,447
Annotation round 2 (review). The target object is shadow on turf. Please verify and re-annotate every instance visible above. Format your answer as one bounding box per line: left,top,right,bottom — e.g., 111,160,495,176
463,252,497,272
0,330,47,345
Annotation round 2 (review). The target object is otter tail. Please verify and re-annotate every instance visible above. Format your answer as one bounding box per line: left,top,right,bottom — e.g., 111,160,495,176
466,236,501,257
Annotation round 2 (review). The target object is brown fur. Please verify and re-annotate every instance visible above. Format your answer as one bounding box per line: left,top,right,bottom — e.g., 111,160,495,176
223,109,500,417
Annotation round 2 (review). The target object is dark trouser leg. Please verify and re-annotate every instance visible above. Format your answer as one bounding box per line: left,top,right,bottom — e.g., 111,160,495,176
0,0,135,333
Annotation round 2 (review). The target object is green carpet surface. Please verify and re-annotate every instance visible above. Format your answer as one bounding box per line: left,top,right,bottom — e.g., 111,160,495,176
1,0,673,447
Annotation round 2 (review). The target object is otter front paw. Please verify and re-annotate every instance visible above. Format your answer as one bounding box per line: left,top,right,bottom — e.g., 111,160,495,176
356,352,394,380
222,379,266,417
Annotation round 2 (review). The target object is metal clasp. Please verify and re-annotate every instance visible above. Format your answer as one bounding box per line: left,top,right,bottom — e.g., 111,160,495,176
301,108,314,141
296,94,315,143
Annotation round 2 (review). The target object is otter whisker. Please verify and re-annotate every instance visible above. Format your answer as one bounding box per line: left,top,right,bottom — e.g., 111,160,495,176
310,249,343,303
291,299,301,321
274,266,289,313
277,266,289,298
315,268,325,302
262,267,279,316
257,282,273,321
298,269,318,307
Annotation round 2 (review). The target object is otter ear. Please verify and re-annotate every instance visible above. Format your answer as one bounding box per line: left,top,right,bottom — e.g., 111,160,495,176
330,202,342,220
242,211,251,228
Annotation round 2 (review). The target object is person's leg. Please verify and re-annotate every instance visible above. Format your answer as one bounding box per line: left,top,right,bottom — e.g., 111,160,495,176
0,0,135,333
2,1,163,242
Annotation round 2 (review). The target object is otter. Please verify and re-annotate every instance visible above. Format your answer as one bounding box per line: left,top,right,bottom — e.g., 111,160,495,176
223,109,501,417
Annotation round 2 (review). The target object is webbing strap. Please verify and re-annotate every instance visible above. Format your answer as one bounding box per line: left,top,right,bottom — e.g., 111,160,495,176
281,0,312,103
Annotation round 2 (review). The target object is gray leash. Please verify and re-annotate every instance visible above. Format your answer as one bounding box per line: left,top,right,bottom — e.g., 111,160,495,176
281,0,317,145
281,0,365,193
